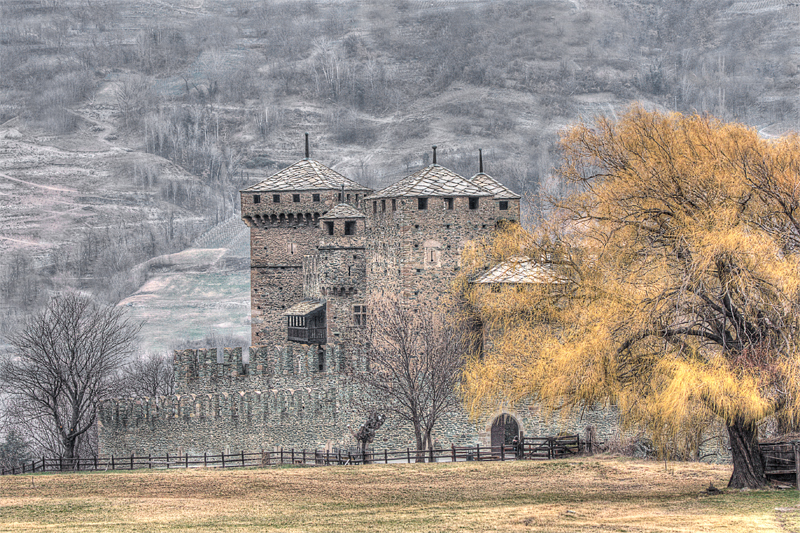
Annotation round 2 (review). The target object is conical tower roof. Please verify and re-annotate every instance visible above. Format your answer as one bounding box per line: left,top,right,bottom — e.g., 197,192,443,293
469,173,521,199
241,159,368,192
367,165,492,199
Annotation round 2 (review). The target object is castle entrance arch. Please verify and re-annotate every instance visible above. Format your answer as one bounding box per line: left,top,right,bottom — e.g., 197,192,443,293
490,413,519,450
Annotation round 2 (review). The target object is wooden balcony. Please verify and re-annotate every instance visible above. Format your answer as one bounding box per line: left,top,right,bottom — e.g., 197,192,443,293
284,300,326,345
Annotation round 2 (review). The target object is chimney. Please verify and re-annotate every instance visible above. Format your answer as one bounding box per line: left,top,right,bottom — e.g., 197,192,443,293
432,145,437,165
479,149,483,174
304,133,310,160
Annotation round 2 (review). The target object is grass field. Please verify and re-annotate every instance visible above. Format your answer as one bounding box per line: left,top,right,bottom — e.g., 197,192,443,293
0,457,798,532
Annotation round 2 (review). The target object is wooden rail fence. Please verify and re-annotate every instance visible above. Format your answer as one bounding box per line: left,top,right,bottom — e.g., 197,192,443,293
760,441,800,489
0,435,581,475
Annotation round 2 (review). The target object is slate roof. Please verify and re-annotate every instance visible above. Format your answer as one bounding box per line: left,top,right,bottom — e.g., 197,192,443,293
320,203,366,219
473,256,560,284
469,173,521,199
367,165,493,199
241,159,368,192
283,300,326,316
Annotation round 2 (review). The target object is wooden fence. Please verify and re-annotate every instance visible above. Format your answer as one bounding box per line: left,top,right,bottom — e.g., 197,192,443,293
760,441,800,489
0,435,581,475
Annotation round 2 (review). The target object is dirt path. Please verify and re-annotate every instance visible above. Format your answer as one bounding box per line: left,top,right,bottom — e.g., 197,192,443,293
0,171,77,193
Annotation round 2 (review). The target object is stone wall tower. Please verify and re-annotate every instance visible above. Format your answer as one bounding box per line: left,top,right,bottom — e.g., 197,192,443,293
240,158,371,346
317,203,368,346
363,158,518,309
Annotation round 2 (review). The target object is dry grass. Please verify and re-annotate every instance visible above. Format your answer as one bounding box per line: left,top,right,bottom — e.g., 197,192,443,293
0,457,795,532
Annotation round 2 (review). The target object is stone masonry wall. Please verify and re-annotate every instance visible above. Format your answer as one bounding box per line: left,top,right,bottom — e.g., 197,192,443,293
98,345,624,458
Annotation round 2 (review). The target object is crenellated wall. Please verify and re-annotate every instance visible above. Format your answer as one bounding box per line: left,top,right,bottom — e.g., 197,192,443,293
98,344,625,457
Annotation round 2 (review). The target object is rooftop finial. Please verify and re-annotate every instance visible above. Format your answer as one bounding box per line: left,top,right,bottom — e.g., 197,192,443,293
432,145,437,165
479,148,483,174
304,133,310,160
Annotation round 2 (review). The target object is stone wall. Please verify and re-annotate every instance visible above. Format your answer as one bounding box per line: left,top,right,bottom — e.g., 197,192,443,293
99,344,624,457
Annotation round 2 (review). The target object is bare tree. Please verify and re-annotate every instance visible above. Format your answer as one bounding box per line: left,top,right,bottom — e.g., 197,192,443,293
355,296,465,461
1,292,141,461
115,352,175,399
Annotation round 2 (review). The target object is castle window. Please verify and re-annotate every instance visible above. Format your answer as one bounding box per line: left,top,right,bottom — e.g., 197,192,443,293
418,197,428,210
469,197,479,210
288,243,297,254
381,199,386,212
353,305,367,326
373,201,377,213
347,194,351,202
338,192,342,201
313,193,320,202
392,199,396,211
499,201,509,211
444,197,453,210
293,194,300,202
325,221,334,235
253,194,261,204
345,220,356,235
273,194,281,203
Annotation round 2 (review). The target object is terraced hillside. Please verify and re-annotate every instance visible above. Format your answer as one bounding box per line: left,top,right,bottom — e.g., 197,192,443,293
1,0,797,350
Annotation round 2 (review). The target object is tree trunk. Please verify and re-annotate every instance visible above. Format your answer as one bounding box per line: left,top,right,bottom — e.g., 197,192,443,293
413,421,425,463
64,436,77,469
727,417,767,489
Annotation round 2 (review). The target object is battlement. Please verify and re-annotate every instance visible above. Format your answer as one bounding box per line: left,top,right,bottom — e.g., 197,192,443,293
172,344,359,394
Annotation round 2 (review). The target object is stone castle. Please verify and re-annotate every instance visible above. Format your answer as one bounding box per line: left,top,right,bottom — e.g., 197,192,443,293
98,144,619,457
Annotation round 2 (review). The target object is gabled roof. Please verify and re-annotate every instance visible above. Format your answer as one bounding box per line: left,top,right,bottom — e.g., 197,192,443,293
469,173,521,199
320,203,365,219
367,165,492,199
473,256,560,284
241,159,369,192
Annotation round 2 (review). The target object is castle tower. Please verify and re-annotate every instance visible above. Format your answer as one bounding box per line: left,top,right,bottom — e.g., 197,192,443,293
363,162,502,308
317,203,368,346
240,158,371,346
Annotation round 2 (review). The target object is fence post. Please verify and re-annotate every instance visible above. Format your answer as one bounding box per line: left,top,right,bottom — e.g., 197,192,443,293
94,455,98,470
167,452,170,469
519,433,525,459
385,449,388,464
501,443,505,461
429,447,434,463
407,448,410,464
222,452,225,468
186,453,189,469
241,450,245,467
131,453,134,470
204,452,208,468
302,449,306,465
280,448,284,465
292,449,295,464
148,454,152,469
794,442,800,491
476,444,480,461
451,444,456,462
111,455,115,470
59,456,63,471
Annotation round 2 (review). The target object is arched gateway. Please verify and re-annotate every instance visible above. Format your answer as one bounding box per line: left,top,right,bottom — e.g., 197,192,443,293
490,413,520,449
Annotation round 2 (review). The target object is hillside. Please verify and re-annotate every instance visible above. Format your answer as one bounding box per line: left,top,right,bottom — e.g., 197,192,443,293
0,0,797,348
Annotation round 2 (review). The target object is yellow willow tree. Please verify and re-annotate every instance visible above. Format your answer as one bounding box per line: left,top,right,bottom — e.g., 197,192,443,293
458,107,800,489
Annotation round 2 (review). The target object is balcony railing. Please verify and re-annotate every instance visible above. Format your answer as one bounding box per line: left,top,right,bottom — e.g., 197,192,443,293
287,326,327,344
